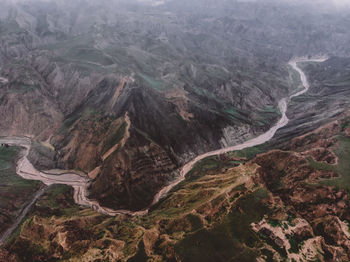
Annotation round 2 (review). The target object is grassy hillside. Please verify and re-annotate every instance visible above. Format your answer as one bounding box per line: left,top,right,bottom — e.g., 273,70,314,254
0,146,41,237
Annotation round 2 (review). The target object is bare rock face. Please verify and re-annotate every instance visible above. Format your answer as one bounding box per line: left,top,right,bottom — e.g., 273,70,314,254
27,142,57,170
220,124,254,147
0,85,62,140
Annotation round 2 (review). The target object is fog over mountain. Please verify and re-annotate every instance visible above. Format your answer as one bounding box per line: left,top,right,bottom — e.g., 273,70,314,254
0,0,350,261
331,0,350,7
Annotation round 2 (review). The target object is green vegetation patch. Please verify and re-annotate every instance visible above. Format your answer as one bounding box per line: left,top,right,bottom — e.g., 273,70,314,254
255,104,281,129
185,214,203,232
58,113,81,133
229,144,266,160
308,157,337,173
64,47,115,66
35,185,81,217
7,84,40,94
261,105,281,115
137,72,165,91
223,107,252,124
287,235,304,254
186,156,223,181
175,188,273,262
341,120,350,130
127,240,149,262
0,20,25,34
311,136,350,190
0,146,41,237
151,144,269,218
0,146,41,190
287,64,302,91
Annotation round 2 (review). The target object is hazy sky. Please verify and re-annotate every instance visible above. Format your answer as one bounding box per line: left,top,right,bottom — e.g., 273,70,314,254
137,0,165,6
5,0,350,10
334,0,350,4
333,0,350,6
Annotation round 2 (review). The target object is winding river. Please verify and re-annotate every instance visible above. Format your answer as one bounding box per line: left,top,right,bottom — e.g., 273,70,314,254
152,56,328,204
0,56,327,245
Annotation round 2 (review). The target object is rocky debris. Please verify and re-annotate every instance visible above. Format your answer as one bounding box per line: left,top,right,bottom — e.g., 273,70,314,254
102,112,131,161
220,124,255,148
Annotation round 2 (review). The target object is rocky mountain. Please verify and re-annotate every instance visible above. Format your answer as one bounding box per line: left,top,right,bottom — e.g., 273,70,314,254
0,0,288,209
1,0,349,210
274,56,350,147
0,0,350,260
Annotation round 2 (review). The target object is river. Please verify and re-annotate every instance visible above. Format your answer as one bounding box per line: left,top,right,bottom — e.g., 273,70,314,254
0,56,327,245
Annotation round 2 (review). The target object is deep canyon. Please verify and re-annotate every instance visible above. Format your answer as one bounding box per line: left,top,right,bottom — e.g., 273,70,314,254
0,0,350,261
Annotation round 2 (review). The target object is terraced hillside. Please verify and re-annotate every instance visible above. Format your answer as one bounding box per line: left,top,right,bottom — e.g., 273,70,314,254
1,111,350,261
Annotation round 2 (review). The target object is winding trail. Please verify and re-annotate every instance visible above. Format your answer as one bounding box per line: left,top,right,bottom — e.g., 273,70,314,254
0,56,328,244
